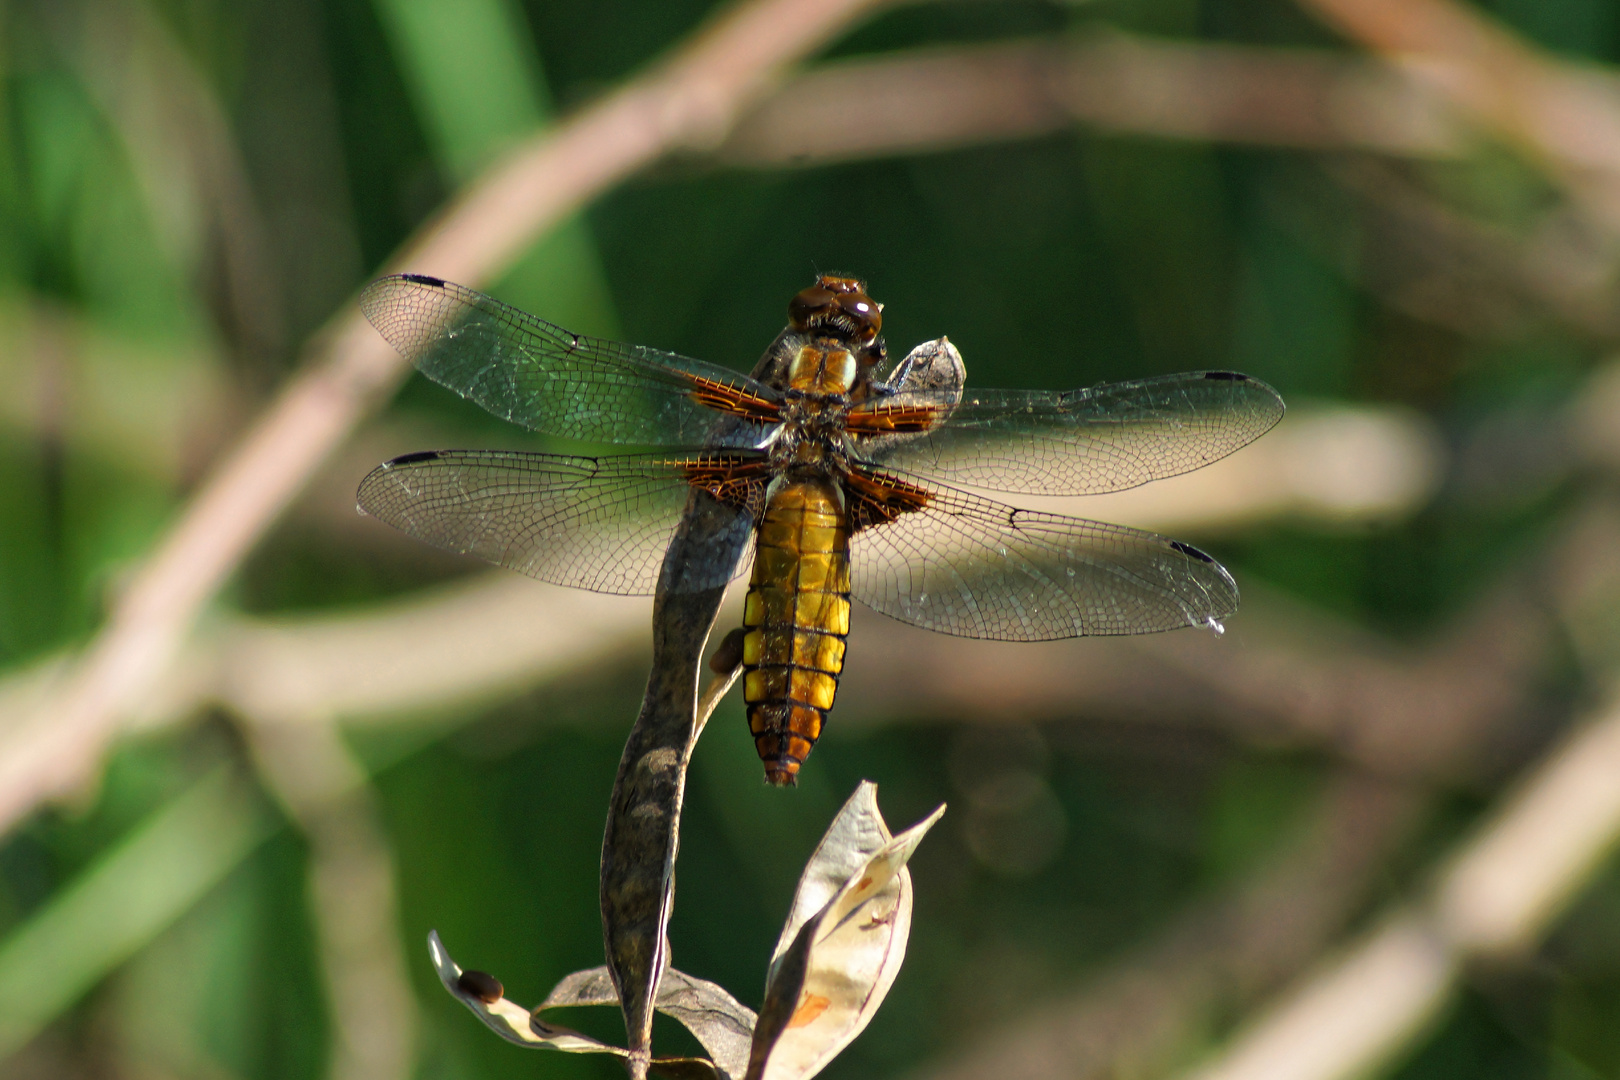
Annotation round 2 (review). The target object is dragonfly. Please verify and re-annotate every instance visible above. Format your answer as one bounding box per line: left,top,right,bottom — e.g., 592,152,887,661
357,273,1284,785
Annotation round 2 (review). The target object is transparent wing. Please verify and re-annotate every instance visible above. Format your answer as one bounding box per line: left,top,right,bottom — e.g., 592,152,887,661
851,370,1284,496
846,466,1238,641
361,275,781,448
357,450,764,595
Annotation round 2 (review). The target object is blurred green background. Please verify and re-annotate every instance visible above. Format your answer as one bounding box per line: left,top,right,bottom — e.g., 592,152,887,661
6,0,1620,1078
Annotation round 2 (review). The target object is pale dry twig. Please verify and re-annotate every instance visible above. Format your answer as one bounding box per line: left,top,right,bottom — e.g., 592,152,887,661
718,34,1468,168
1296,0,1620,237
907,771,1422,1080
249,722,416,1080
1165,492,1620,1080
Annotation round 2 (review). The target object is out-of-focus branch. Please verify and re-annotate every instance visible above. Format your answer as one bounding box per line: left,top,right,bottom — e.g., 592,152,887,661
49,0,289,364
1294,0,1620,237
1314,158,1620,342
1039,406,1442,535
1181,911,1455,1080
0,0,890,839
192,442,1555,781
128,565,1536,783
296,406,1444,554
720,28,1620,347
249,723,416,1080
1166,495,1620,1080
163,575,651,729
907,771,1421,1080
716,35,1469,168
919,489,1620,1080
839,567,1551,783
1177,687,1620,1080
0,297,239,484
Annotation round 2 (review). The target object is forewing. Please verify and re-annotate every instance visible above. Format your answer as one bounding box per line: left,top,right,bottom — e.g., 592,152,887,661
846,467,1238,641
357,450,765,595
852,370,1283,496
361,275,781,448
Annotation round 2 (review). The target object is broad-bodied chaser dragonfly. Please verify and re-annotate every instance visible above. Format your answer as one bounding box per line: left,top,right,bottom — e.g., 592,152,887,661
357,274,1284,784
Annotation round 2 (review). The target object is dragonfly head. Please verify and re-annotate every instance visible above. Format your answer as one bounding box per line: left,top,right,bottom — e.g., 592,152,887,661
790,275,883,347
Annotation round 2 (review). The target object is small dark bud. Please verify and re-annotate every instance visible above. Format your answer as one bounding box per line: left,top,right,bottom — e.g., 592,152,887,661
457,969,504,1003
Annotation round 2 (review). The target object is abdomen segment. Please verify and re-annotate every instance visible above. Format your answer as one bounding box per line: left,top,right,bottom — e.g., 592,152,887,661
741,479,851,785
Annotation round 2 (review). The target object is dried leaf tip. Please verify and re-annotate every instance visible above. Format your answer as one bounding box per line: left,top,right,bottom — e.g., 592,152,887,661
428,931,755,1078
426,782,942,1080
747,782,945,1080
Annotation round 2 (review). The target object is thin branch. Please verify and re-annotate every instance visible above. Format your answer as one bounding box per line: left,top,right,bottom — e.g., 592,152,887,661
1024,406,1442,535
912,493,1620,1080
248,722,416,1080
0,0,891,839
720,32,1620,344
1180,910,1455,1080
185,576,651,728
105,565,1539,782
715,35,1469,168
1173,693,1620,1080
1312,158,1620,342
62,0,289,364
0,398,1444,810
837,569,1553,783
1294,0,1620,238
20,402,1440,744
905,771,1421,1080
106,527,1544,788
1167,496,1620,1080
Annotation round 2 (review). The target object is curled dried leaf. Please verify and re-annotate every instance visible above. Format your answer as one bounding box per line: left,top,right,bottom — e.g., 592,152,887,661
430,933,755,1080
747,783,945,1080
429,931,615,1053
540,964,757,1079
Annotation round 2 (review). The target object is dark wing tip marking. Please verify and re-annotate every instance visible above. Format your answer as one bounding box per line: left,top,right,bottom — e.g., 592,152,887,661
398,272,448,287
1202,371,1247,382
1169,539,1216,563
388,450,444,466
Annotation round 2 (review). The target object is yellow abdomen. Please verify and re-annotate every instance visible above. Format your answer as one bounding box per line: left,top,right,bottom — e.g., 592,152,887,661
741,478,851,786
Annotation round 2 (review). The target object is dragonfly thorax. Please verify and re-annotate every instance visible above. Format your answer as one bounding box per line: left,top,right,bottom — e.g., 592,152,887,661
787,343,859,394
766,402,853,475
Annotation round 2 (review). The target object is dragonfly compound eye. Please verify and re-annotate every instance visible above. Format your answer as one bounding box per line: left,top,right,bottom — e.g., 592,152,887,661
789,285,835,329
838,292,881,338
790,279,882,342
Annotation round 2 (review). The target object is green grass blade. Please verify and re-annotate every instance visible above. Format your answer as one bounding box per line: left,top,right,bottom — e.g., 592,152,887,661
0,768,277,1059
